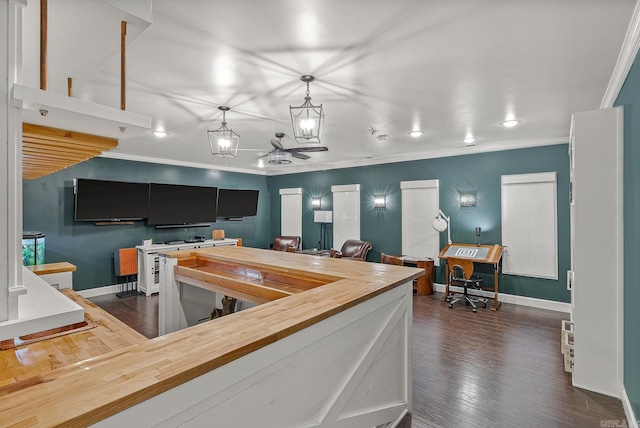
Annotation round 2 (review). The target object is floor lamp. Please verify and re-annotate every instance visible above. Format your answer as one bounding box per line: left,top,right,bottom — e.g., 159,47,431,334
314,210,333,250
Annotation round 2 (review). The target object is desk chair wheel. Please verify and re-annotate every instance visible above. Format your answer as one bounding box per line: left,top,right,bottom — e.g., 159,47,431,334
482,302,487,308
448,303,453,309
473,308,477,313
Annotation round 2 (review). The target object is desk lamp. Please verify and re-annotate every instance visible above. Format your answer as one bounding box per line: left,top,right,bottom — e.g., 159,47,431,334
433,210,451,244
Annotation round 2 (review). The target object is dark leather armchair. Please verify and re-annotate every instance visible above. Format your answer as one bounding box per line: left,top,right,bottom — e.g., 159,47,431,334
272,236,301,252
330,239,372,261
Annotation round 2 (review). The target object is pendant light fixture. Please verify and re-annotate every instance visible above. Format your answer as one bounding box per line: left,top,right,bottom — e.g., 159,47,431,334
208,106,239,157
290,75,324,145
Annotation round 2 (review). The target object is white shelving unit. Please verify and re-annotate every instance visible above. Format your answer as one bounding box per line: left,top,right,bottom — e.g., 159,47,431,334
137,239,237,296
570,106,623,398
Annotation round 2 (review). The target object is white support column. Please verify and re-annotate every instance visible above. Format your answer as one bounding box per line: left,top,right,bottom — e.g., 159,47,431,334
1,0,26,323
158,255,185,335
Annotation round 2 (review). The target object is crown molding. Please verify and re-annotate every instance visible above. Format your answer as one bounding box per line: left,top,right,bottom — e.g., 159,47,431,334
101,137,567,177
99,152,269,176
266,137,567,176
602,0,640,108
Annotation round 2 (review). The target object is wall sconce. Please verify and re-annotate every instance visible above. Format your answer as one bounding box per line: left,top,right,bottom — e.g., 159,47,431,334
459,192,477,207
374,195,387,209
311,198,321,209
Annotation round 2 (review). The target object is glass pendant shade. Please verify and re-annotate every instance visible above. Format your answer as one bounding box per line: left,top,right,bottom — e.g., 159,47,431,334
290,75,324,145
208,106,239,157
268,151,292,164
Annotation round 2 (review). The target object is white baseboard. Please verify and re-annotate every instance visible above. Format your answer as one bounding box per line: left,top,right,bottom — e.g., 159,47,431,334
622,384,639,428
433,283,571,313
76,283,137,298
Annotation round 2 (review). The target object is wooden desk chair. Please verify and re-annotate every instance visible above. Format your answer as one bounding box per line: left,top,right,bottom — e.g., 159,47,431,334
380,253,403,265
446,257,488,312
114,247,139,298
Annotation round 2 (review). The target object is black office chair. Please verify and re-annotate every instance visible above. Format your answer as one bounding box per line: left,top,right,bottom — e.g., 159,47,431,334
446,257,488,312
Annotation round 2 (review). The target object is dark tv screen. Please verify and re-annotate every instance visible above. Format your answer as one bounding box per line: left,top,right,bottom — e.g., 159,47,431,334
216,189,259,218
147,183,217,226
74,178,149,221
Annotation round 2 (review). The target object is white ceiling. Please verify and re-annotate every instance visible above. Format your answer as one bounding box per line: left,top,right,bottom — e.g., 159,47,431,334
20,0,637,175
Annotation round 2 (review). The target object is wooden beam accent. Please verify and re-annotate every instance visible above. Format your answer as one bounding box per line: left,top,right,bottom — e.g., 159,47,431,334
121,21,126,110
21,123,120,179
22,149,95,161
40,0,47,90
23,124,119,149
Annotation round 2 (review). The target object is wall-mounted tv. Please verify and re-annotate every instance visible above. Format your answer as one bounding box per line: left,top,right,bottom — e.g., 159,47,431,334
216,189,259,218
147,183,217,226
74,178,149,221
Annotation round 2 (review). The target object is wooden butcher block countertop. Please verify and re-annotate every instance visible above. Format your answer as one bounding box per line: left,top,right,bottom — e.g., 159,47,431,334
0,246,423,427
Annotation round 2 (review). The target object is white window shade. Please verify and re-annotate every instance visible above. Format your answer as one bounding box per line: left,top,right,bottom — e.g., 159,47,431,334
401,180,440,266
280,188,302,238
501,172,557,279
331,184,360,249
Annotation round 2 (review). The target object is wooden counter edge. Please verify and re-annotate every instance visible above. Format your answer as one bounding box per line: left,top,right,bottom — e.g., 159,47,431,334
25,261,77,275
0,250,421,427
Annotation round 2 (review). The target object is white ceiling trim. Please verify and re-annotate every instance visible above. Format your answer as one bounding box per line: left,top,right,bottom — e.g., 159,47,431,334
101,136,567,177
99,152,269,176
266,137,568,176
602,0,640,108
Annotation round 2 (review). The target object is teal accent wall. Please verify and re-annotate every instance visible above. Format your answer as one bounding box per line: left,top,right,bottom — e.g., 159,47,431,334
22,157,271,290
267,144,571,303
615,55,640,420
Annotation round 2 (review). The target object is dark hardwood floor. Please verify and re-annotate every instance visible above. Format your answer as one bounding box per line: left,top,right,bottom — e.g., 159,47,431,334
89,292,159,339
90,292,626,428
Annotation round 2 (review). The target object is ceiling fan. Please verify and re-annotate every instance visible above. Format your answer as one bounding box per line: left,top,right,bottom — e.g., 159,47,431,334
259,133,328,164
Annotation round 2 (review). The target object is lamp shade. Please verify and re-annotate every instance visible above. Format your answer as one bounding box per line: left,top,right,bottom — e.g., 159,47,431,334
208,106,239,157
268,151,292,164
290,75,324,145
432,217,448,232
314,210,333,223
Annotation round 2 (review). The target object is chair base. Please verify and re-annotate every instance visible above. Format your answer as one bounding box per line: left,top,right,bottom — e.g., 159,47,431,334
446,291,488,313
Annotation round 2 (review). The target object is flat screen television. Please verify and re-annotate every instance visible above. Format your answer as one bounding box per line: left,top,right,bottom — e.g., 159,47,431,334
74,178,149,221
147,183,217,226
216,189,259,218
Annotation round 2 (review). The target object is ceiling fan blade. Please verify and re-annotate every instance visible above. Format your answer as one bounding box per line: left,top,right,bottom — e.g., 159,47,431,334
257,153,270,159
288,146,329,153
271,139,284,150
291,152,311,160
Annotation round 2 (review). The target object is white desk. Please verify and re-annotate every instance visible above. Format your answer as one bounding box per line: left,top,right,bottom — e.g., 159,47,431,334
136,239,237,296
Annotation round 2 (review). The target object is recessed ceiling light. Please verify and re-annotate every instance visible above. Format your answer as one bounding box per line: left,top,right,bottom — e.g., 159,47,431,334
151,130,169,137
257,160,264,168
463,136,476,144
409,130,424,138
501,119,520,128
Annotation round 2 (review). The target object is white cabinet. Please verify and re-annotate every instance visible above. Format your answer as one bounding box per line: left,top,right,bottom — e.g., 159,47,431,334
570,107,623,398
137,239,237,296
